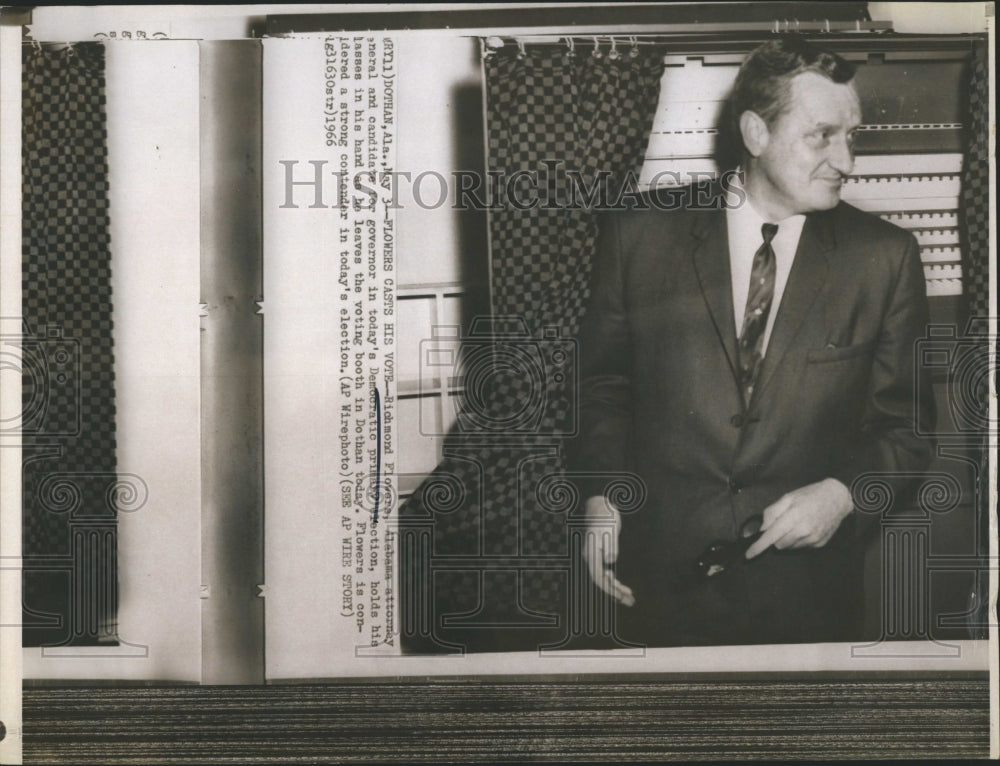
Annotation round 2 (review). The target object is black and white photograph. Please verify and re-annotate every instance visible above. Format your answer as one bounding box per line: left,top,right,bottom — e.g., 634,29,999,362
0,3,995,763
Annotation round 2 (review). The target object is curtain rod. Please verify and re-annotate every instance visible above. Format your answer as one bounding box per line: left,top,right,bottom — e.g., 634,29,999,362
485,31,985,45
482,31,984,58
486,19,892,40
264,21,891,39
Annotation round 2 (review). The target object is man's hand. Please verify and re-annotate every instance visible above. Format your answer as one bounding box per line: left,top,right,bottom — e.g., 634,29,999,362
581,495,635,606
744,478,853,560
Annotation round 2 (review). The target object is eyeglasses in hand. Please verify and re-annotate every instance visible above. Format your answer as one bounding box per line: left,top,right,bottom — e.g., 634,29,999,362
695,514,764,579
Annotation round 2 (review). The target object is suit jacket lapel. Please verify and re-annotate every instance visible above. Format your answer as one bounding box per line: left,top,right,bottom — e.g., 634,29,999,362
752,209,835,402
689,208,740,383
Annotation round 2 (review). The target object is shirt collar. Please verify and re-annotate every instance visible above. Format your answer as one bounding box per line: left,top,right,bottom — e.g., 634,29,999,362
726,170,807,236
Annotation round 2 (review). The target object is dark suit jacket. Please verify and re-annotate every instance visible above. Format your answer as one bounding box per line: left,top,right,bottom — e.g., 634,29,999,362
569,188,935,647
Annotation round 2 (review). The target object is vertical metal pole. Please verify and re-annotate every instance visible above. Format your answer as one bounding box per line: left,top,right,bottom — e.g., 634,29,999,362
199,39,265,683
0,21,25,763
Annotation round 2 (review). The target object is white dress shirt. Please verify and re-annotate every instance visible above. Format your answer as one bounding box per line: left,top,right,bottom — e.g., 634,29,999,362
725,179,806,354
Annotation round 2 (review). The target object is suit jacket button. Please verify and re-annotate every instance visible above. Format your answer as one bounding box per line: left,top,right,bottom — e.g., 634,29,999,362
729,477,742,493
730,414,745,428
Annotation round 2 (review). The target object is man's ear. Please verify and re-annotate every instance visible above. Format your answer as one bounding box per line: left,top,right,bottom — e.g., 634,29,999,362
739,110,769,157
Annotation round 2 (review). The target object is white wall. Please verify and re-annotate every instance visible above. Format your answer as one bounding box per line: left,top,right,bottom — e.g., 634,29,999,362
868,2,990,33
395,36,484,286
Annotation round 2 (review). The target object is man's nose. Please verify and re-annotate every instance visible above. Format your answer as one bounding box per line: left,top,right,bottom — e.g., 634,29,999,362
828,135,855,175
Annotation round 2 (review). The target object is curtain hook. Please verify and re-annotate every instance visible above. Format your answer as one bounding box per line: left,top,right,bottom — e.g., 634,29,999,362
483,36,504,58
591,36,601,59
824,18,831,33
609,37,620,60
516,39,526,59
563,36,575,60
629,35,639,58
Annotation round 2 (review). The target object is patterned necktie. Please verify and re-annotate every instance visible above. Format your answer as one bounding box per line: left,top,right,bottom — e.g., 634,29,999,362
738,223,778,403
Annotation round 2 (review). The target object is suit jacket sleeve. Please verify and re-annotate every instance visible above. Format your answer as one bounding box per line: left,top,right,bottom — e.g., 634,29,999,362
568,213,635,500
829,232,936,528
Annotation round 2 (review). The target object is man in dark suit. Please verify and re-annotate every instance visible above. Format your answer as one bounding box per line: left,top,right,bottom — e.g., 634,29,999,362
569,37,935,647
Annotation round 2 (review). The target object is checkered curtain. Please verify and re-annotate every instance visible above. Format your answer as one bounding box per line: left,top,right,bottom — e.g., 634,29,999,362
960,46,989,319
958,44,992,634
401,44,663,652
21,43,118,646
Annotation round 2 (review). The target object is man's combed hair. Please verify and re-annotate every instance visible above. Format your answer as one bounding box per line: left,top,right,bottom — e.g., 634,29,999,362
730,36,856,143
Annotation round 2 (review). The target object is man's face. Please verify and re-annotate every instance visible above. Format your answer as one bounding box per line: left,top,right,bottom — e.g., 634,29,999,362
749,71,862,219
